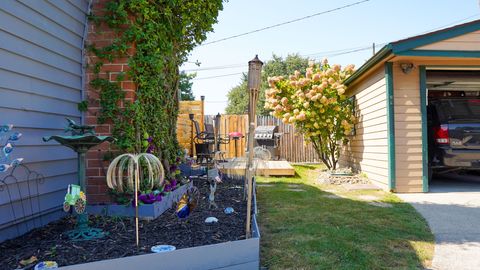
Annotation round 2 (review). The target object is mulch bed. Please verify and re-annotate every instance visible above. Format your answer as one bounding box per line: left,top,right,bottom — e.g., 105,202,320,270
0,178,247,269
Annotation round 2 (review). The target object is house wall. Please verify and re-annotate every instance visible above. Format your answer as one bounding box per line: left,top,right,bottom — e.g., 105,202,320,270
84,0,136,204
341,66,389,190
415,30,480,51
0,0,90,241
391,57,480,192
392,63,423,192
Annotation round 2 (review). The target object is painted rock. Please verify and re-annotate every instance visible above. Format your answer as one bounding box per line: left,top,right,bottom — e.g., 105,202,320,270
224,207,234,214
34,261,58,270
151,245,176,253
205,216,218,223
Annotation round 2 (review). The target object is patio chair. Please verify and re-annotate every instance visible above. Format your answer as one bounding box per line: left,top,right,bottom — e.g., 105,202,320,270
190,118,215,164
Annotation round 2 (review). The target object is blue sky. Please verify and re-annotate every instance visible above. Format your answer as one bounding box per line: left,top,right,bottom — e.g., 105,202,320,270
181,0,480,115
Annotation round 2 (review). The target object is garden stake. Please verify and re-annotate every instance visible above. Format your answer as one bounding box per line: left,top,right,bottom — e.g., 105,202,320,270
134,160,139,247
106,153,164,247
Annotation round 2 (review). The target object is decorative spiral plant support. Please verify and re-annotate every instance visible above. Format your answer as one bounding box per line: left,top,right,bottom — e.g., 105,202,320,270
106,153,165,246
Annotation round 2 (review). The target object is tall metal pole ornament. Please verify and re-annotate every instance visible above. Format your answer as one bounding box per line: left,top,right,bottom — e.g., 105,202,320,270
246,55,263,238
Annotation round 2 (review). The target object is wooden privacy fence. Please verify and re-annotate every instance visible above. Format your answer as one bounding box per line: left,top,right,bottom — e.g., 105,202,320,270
204,114,248,159
177,100,204,156
256,116,319,163
203,115,319,163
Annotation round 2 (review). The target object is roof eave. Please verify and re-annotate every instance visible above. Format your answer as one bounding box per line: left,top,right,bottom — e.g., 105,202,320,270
344,44,392,86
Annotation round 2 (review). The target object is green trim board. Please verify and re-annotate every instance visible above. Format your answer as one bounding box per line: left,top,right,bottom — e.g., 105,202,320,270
345,19,480,86
344,45,392,85
385,62,396,191
391,19,480,53
396,50,480,58
419,66,429,193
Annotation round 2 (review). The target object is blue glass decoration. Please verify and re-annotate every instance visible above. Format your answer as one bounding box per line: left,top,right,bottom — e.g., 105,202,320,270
0,124,23,173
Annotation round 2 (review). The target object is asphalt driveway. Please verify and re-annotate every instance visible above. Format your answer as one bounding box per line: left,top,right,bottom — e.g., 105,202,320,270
397,173,480,270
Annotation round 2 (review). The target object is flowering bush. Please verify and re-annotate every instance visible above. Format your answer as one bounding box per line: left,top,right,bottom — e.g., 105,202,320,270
264,59,355,170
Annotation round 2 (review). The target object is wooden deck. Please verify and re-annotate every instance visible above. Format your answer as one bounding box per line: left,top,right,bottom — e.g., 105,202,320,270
218,160,295,176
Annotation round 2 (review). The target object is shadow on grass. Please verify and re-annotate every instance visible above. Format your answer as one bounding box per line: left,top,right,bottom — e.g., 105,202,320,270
257,180,434,270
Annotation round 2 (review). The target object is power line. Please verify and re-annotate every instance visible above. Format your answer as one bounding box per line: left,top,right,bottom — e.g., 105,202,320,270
200,0,371,46
184,45,378,73
204,100,228,103
187,14,480,80
183,63,246,72
193,72,245,81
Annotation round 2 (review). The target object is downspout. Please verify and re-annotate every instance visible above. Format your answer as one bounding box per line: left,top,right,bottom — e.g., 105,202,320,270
385,62,396,191
81,0,93,125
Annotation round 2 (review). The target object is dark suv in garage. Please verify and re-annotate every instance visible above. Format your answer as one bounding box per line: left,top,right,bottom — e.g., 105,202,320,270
428,97,480,176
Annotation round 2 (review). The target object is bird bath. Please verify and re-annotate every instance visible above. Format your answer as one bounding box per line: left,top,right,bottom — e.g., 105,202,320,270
43,119,114,240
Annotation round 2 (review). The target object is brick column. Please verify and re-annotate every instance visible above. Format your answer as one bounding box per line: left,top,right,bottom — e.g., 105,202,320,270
84,0,136,204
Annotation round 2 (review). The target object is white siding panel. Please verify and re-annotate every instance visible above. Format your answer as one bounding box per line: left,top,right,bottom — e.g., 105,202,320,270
341,66,389,188
0,9,81,62
0,69,80,102
0,0,88,241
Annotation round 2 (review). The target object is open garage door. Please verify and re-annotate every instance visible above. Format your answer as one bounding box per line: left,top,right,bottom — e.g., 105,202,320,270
426,70,480,190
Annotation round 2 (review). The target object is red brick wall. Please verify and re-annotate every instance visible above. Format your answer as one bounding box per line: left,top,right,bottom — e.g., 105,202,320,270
84,0,136,204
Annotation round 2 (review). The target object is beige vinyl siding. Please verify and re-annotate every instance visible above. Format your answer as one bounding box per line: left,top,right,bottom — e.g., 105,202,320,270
341,66,389,190
392,63,424,192
415,30,480,51
390,57,480,192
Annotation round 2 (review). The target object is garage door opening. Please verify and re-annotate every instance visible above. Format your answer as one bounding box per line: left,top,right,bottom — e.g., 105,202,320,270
426,70,480,191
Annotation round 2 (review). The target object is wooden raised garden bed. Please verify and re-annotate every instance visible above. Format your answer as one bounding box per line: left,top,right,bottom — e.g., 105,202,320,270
0,178,260,270
88,182,193,220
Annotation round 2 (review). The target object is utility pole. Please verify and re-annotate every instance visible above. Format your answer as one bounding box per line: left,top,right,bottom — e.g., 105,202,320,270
372,42,376,55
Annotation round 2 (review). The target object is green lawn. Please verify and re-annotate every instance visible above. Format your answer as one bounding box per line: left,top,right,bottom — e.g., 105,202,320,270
257,165,434,270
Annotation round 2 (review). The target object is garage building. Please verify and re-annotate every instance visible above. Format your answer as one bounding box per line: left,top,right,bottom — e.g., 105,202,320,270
341,19,480,192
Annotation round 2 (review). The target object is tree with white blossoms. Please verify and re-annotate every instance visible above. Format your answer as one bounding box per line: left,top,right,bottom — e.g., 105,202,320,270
264,59,356,170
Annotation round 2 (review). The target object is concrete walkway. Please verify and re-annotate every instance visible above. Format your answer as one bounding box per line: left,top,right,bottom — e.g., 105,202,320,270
397,174,480,270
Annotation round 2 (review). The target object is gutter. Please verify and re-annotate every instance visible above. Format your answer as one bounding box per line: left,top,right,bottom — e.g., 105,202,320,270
81,0,93,125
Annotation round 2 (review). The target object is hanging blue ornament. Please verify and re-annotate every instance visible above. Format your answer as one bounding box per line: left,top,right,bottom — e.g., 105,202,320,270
0,125,13,133
0,164,11,172
9,132,22,141
3,143,13,156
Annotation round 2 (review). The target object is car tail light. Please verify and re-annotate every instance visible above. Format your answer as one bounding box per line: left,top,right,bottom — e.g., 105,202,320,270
434,124,449,144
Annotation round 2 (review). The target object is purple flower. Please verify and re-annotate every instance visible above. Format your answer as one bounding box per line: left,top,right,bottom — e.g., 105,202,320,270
147,137,153,143
146,145,155,153
137,192,162,204
170,179,177,190
170,165,178,172
164,184,172,193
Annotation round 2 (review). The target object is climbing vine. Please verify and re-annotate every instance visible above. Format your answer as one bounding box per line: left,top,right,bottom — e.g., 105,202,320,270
87,0,224,165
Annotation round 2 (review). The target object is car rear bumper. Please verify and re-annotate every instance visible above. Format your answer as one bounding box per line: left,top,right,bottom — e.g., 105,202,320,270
436,148,480,169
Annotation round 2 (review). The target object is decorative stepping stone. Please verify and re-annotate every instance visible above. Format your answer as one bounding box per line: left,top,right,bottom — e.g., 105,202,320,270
342,183,381,191
368,201,393,208
357,195,379,201
286,188,305,192
322,194,343,199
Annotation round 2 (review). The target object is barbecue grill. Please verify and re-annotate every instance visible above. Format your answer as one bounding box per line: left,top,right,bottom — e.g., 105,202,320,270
253,125,281,160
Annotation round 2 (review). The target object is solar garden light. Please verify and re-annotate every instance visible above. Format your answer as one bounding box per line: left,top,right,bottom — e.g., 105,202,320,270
246,55,263,238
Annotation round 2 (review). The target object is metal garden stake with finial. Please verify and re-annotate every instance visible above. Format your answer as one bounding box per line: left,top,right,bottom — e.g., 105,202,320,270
106,153,164,247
